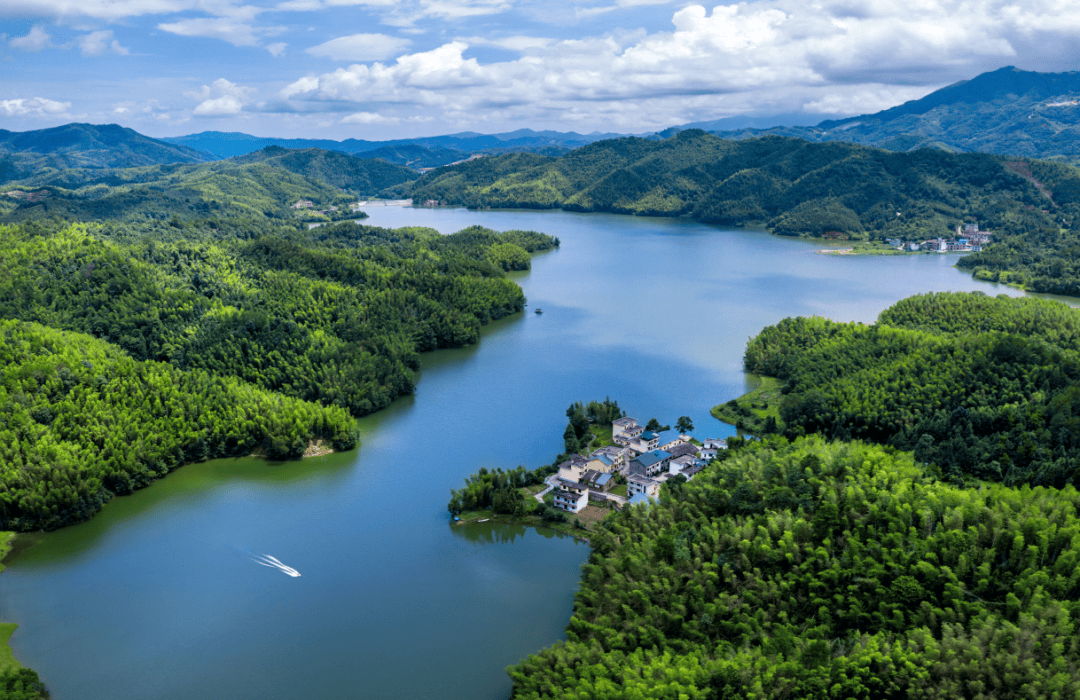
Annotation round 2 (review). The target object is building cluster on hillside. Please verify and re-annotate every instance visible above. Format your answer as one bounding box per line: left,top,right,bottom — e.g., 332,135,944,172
291,199,341,216
549,416,727,514
885,224,991,253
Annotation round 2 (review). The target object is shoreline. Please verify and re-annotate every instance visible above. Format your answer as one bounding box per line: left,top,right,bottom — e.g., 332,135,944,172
453,510,594,544
1,532,22,674
0,437,344,677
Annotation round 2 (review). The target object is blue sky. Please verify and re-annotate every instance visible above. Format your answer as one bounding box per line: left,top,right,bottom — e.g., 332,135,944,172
3,0,1080,140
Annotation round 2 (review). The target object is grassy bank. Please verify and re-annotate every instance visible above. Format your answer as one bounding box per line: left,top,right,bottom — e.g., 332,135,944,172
815,240,926,256
711,375,784,434
454,492,618,540
0,532,20,672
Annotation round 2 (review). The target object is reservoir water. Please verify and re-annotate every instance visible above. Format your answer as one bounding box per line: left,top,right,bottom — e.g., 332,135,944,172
1,210,1027,699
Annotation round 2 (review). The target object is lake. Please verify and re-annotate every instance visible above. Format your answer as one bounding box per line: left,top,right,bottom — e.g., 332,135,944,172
0,209,1026,699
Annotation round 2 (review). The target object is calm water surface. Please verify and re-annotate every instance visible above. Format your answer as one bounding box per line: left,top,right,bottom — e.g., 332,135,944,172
1,209,1027,699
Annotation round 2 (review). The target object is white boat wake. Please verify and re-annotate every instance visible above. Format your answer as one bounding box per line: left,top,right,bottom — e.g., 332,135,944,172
248,551,301,577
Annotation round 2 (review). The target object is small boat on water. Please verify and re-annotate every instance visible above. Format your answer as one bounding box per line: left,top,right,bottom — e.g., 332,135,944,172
535,308,543,315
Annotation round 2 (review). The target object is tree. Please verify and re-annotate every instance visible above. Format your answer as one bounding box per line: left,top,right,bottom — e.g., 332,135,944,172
645,418,670,432
675,416,694,434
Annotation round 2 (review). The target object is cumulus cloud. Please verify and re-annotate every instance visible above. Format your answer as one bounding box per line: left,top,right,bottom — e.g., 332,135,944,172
187,78,256,116
341,111,397,124
0,97,71,116
78,29,130,55
266,41,288,56
276,0,1080,129
464,34,554,52
9,25,55,52
306,33,411,61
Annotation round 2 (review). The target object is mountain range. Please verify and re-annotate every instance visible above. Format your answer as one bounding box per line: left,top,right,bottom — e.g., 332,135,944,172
159,128,626,161
707,66,1080,163
0,122,209,169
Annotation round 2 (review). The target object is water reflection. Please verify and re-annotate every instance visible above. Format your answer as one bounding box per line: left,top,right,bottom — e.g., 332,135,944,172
449,520,571,545
7,452,356,569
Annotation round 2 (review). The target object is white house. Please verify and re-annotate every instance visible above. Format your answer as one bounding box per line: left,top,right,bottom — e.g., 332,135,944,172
612,417,639,439
627,475,660,498
552,488,588,513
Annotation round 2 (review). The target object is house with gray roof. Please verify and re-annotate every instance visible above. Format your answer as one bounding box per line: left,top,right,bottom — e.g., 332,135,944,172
669,454,699,476
552,488,588,513
666,442,699,460
629,450,672,478
627,474,660,498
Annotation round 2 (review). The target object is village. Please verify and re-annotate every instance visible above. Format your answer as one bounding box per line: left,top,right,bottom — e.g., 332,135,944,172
885,222,992,252
539,416,727,514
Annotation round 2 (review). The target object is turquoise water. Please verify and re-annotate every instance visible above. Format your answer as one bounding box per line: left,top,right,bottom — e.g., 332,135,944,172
0,209,1025,699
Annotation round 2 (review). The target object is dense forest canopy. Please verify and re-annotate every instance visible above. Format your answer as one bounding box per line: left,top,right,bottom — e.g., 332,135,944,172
0,219,557,418
0,318,357,531
409,131,1080,242
508,436,1080,699
738,292,1080,487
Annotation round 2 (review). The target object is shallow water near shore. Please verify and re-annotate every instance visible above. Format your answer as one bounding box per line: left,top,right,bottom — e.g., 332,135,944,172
1,209,1027,700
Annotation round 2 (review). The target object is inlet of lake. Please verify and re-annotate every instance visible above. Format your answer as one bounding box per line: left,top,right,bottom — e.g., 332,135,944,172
1,209,1029,700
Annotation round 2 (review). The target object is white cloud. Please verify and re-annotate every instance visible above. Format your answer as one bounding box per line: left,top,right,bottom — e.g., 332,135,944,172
464,35,554,52
306,33,411,61
341,111,397,124
277,0,1080,130
194,95,245,115
78,29,130,55
157,4,286,47
266,41,288,56
802,85,940,115
0,97,71,116
158,13,283,47
276,0,395,9
10,25,55,52
0,0,190,20
187,78,256,116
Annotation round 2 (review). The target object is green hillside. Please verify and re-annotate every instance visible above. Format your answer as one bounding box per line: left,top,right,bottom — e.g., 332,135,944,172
508,436,1080,699
410,130,1080,241
231,146,418,194
0,123,209,171
0,318,357,531
0,219,556,418
718,67,1080,165
722,292,1080,486
0,160,357,222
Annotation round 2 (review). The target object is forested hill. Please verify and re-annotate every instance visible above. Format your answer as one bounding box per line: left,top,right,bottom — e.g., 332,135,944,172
231,146,417,194
0,160,360,222
0,219,557,418
713,66,1080,164
0,123,210,179
733,292,1080,487
0,318,357,531
955,216,1080,297
508,436,1080,698
160,128,624,160
408,130,1080,241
